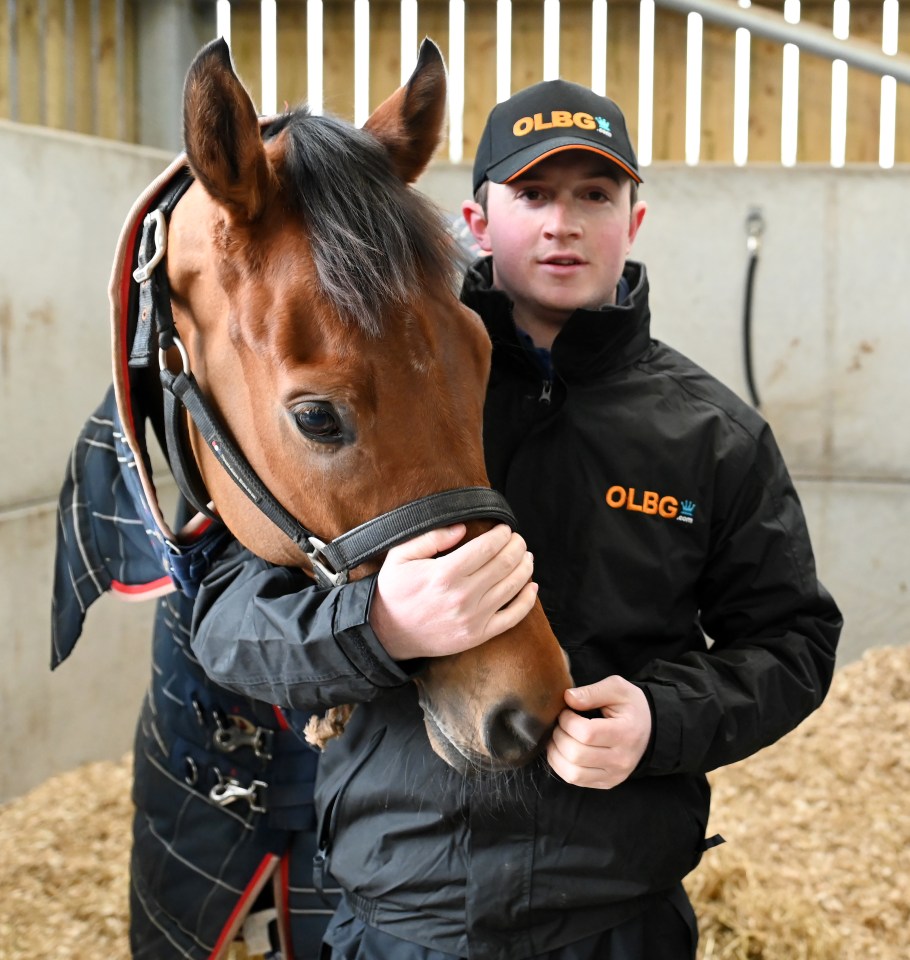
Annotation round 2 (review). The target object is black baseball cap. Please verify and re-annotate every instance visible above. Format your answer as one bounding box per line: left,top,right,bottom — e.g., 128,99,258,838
472,79,642,195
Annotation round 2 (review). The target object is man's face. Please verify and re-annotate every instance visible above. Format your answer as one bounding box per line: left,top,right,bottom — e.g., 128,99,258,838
467,152,646,332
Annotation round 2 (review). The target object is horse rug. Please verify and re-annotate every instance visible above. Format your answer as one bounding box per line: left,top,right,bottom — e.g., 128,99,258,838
51,153,337,960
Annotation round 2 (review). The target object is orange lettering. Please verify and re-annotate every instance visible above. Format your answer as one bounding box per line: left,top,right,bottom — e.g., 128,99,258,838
606,486,684,520
573,111,596,130
659,496,679,518
605,486,627,509
514,111,597,136
513,117,534,136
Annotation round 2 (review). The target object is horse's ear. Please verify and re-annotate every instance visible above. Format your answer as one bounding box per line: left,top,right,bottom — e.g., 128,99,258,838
363,38,447,184
183,38,273,222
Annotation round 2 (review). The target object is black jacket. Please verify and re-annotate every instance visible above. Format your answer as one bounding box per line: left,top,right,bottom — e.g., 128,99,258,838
192,258,842,959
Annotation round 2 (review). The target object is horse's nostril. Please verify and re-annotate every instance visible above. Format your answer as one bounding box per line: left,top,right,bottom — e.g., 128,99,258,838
485,704,547,763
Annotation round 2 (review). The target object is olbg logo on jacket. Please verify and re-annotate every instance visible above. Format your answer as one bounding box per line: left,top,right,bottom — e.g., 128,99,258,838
605,485,696,524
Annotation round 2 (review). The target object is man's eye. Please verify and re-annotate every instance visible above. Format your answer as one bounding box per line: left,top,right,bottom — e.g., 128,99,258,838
294,404,342,441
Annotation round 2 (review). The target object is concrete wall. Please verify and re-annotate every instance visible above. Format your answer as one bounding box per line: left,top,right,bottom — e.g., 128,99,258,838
0,121,173,802
2,121,907,801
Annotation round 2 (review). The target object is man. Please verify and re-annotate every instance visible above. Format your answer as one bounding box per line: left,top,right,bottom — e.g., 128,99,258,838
192,80,841,959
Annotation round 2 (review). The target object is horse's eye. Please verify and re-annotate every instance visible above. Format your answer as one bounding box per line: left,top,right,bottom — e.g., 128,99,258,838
294,403,342,442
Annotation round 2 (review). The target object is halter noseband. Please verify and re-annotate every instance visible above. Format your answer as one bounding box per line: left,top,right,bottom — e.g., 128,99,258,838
130,172,517,589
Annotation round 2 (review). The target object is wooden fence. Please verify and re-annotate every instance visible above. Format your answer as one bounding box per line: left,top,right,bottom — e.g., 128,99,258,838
0,0,136,141
2,0,909,165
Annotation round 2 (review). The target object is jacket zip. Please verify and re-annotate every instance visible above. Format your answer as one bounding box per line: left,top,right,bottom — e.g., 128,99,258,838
539,378,553,404
313,727,386,900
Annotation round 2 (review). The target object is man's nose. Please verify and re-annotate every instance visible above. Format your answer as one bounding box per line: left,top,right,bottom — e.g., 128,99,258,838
542,200,581,238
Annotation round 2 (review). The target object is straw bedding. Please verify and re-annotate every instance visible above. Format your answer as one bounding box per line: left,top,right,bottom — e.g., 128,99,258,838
1,645,907,960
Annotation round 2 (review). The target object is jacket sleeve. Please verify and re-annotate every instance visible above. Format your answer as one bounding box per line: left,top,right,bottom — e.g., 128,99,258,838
635,423,842,776
190,539,417,712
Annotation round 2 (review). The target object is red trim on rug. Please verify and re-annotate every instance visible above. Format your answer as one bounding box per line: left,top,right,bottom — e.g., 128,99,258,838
208,853,278,960
179,513,217,542
118,198,152,436
272,705,292,731
279,853,295,960
110,576,173,596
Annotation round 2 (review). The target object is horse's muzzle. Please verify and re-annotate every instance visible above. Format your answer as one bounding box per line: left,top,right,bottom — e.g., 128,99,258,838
417,688,552,775
483,699,551,767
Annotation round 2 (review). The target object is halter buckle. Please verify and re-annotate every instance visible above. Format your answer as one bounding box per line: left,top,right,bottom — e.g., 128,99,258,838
305,536,349,589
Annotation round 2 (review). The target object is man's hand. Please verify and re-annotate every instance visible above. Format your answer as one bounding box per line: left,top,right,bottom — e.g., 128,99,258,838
371,523,537,661
546,676,652,789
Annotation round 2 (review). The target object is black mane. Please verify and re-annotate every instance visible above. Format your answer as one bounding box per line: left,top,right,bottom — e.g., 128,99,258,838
265,108,459,335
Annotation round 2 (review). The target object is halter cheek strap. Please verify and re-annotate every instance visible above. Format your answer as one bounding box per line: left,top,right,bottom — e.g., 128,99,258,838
131,174,518,589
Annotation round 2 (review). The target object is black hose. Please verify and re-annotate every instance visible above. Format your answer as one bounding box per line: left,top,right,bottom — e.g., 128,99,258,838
743,247,761,410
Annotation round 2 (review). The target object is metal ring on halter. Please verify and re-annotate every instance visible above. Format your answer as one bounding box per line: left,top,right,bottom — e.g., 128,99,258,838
304,536,348,588
159,335,191,375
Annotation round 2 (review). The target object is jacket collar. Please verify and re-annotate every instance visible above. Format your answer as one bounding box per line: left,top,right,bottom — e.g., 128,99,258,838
461,257,652,382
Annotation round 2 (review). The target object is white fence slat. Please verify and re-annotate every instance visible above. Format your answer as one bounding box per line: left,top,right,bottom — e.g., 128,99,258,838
3,0,909,167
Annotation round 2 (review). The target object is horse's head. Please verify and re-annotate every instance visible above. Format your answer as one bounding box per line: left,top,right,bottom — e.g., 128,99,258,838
168,38,572,773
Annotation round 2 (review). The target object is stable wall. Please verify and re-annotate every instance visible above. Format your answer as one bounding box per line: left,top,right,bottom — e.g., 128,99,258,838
1,121,907,801
0,121,174,804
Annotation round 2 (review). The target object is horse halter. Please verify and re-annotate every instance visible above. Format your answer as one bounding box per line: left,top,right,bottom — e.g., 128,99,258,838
131,171,517,589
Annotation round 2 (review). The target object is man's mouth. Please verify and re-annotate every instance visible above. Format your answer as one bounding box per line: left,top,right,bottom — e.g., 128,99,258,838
540,255,585,267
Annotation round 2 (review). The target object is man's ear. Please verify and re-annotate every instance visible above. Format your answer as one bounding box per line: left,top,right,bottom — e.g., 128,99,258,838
626,200,647,255
461,199,493,253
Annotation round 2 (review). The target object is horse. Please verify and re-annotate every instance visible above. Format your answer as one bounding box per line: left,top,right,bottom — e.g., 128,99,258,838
52,36,572,959
169,36,572,769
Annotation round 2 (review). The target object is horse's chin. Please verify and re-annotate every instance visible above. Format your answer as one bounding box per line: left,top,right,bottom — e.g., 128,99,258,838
419,700,537,777
421,708,481,775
